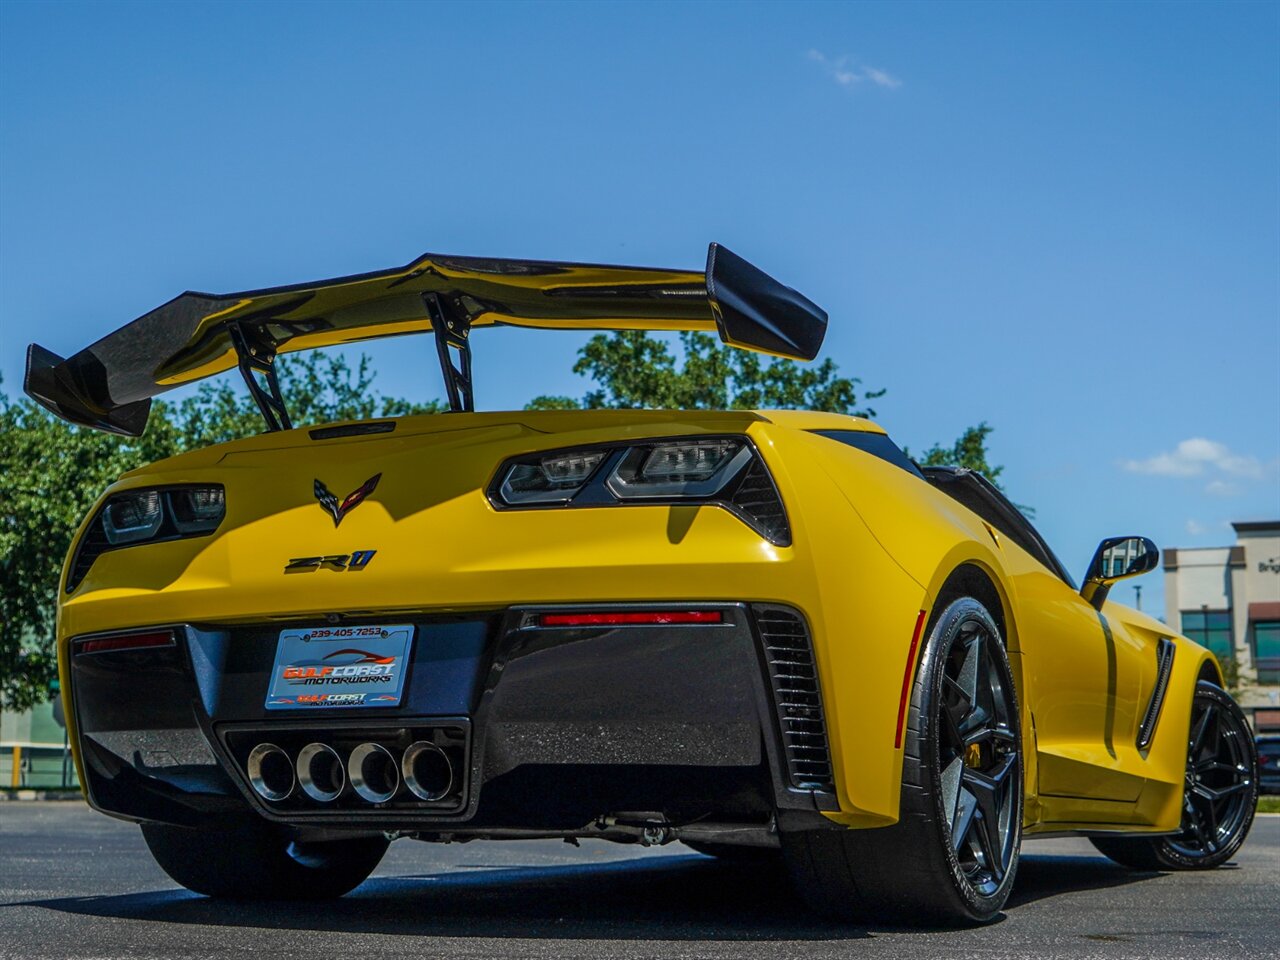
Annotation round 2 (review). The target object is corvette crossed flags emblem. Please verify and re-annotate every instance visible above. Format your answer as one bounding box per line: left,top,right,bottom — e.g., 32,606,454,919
313,474,381,527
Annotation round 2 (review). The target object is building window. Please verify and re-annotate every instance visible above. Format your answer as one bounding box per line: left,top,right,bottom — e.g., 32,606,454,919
1255,621,1280,685
1181,610,1233,659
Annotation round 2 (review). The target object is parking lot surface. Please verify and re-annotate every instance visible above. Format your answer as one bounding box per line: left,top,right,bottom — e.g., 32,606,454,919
1,802,1276,959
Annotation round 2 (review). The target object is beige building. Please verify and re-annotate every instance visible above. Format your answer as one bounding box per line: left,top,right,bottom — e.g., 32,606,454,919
1164,520,1280,730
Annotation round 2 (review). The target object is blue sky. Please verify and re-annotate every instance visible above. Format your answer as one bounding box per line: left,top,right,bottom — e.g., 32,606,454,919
1,0,1276,618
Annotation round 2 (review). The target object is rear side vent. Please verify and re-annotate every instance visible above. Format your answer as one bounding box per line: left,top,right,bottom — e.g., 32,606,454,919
730,459,791,546
754,605,834,793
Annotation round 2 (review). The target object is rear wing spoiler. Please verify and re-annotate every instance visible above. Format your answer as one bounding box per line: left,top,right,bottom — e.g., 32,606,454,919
24,242,828,436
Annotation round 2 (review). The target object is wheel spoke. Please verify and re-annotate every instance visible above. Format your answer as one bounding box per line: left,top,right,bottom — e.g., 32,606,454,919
955,632,981,706
1189,706,1212,758
941,755,964,831
1186,804,1210,850
952,787,979,853
959,703,991,739
964,766,1010,881
1194,759,1237,776
990,724,1017,745
1192,781,1250,802
941,689,967,751
973,810,1005,882
1200,793,1220,846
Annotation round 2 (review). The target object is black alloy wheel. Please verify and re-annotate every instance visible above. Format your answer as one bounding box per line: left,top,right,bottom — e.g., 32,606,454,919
1092,681,1257,871
937,610,1020,896
783,597,1022,925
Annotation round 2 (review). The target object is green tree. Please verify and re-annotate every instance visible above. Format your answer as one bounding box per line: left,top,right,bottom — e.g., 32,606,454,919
912,422,1003,488
0,355,440,709
0,387,180,711
528,331,886,416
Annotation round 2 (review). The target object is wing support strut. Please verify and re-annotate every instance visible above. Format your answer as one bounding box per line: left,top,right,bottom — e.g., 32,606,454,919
228,322,293,432
424,293,474,413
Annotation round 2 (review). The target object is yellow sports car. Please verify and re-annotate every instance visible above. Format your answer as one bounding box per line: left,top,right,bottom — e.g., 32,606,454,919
25,244,1258,924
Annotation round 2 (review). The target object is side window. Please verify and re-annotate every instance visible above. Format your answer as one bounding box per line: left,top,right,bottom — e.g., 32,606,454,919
812,430,924,479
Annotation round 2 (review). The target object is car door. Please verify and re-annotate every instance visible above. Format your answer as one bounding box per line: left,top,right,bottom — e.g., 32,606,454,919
1007,547,1149,808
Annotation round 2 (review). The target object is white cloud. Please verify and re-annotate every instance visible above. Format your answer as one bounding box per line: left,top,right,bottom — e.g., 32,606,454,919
1186,519,1208,535
807,50,901,91
1204,479,1240,497
861,65,902,89
1121,438,1264,480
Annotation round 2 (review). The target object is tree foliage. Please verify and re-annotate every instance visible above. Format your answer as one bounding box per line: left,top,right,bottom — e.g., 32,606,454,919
528,331,887,416
170,353,442,449
0,354,440,710
912,422,1004,487
0,390,178,711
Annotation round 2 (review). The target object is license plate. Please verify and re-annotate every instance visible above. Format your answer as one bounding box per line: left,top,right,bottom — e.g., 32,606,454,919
265,624,413,710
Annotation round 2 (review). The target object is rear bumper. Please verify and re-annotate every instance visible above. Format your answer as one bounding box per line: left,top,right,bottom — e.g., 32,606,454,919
67,603,838,836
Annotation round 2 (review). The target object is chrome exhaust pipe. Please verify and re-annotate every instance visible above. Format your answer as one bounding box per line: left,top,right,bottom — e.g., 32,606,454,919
296,742,345,802
348,742,399,803
402,741,454,801
246,743,294,802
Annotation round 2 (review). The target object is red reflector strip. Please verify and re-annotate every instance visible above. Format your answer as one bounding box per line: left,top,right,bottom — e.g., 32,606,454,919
539,611,724,627
75,631,175,655
894,610,928,749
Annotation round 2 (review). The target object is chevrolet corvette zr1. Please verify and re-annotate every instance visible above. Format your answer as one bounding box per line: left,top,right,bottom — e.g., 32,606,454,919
25,244,1257,923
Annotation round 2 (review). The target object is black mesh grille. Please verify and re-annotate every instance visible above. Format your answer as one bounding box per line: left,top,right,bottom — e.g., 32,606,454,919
67,517,109,593
730,459,791,546
1136,637,1176,750
754,605,834,792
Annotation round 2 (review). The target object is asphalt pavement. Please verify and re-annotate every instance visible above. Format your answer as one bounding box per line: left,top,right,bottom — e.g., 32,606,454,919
0,801,1276,960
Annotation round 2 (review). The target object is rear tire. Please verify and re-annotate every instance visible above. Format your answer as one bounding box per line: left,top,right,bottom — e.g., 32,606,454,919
141,820,388,899
1091,681,1257,871
783,597,1022,925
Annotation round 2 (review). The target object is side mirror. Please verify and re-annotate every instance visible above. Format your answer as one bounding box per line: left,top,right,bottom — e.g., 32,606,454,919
1081,536,1159,610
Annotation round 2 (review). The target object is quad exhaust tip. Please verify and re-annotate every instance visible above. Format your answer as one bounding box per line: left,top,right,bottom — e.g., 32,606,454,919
348,742,400,804
247,743,294,802
297,742,345,802
402,741,454,802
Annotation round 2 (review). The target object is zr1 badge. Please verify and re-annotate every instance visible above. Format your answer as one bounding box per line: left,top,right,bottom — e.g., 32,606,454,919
265,623,412,710
284,550,376,572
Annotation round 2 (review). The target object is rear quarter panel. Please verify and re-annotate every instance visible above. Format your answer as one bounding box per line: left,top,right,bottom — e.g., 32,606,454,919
760,424,1011,826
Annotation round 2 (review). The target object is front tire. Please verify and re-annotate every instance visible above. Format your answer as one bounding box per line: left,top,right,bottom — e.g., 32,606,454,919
1091,681,1257,871
141,820,388,899
783,597,1022,925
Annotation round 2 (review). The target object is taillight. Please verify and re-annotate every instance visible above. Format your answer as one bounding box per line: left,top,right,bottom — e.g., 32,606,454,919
101,490,164,544
488,436,791,545
169,486,226,535
74,630,175,655
538,610,724,627
498,450,607,504
67,485,226,592
606,439,750,498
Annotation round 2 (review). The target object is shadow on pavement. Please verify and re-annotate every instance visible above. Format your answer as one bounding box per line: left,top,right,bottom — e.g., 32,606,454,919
5,850,1161,941
1008,853,1161,907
